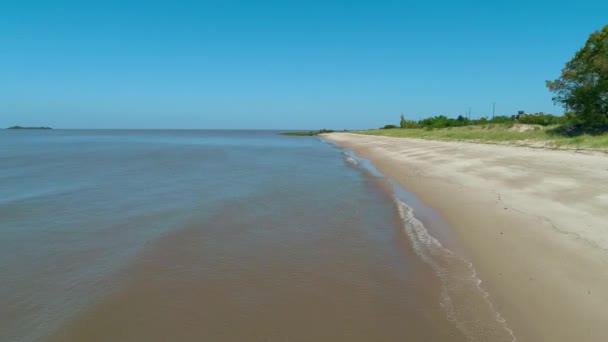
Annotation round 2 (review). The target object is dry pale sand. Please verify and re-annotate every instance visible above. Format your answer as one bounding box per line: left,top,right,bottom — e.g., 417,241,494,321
324,133,608,342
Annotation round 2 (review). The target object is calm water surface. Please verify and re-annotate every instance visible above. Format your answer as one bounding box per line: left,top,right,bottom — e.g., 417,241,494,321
0,130,510,341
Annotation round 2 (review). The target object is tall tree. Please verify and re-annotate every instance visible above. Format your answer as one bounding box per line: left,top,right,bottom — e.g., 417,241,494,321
546,25,608,126
400,114,407,128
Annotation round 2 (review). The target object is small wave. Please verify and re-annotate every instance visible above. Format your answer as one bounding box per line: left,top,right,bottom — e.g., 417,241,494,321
341,150,385,177
317,137,341,148
334,145,517,341
343,152,359,166
0,185,84,205
394,197,516,342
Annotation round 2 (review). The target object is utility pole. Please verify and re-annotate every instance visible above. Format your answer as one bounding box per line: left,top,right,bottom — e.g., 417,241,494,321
492,102,496,119
468,107,472,120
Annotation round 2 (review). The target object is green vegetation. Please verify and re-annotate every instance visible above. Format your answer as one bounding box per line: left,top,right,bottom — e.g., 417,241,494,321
382,124,398,129
400,114,407,128
356,124,608,150
352,25,608,150
547,25,608,127
7,126,52,129
380,113,568,130
366,110,608,149
281,129,335,136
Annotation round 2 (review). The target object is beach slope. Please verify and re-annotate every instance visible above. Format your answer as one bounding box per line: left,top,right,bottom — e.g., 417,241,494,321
324,132,608,342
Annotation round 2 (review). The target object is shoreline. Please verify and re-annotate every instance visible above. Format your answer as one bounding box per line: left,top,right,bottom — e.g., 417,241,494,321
324,132,608,342
341,148,517,340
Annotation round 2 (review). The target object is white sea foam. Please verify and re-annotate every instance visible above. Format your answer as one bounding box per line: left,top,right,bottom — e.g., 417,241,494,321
335,144,518,341
318,137,341,148
344,155,359,166
341,151,358,165
393,197,517,342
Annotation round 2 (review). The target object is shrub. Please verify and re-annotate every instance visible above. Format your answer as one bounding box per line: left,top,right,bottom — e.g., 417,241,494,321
518,113,569,126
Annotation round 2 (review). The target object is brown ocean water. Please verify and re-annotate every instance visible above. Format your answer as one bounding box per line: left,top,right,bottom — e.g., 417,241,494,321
1,130,512,341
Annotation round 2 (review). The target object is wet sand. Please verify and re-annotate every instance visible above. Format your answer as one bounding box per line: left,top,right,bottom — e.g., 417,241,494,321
324,133,608,342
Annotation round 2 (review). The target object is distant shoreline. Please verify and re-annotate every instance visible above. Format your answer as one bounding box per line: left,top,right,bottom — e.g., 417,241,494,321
7,126,52,130
352,124,608,151
280,129,335,136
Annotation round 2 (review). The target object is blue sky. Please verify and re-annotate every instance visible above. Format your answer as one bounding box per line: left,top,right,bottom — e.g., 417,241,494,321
2,0,607,129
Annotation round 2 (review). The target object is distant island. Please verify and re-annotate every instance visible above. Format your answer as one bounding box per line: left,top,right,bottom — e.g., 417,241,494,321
7,126,52,130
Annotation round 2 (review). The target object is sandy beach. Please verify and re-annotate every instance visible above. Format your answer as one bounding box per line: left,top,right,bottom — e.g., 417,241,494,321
324,133,608,342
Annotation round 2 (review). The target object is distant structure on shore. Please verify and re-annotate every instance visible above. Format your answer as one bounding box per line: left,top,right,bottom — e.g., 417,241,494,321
512,111,526,120
6,126,52,130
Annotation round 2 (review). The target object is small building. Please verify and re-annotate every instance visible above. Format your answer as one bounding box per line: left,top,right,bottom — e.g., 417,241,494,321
512,111,526,120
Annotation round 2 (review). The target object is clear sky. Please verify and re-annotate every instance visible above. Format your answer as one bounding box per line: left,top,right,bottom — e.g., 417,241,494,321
2,0,607,129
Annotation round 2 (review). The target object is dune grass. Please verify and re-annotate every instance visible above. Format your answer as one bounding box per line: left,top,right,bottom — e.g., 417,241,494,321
353,124,608,150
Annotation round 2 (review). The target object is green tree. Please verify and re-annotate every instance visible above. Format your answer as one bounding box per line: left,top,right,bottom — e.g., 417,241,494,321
400,114,407,128
546,25,608,127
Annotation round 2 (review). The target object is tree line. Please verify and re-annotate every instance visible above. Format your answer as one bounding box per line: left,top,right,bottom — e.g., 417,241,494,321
382,113,569,130
384,24,607,130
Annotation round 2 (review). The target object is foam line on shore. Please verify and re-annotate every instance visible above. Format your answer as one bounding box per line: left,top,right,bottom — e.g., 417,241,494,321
336,145,517,342
393,197,516,342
